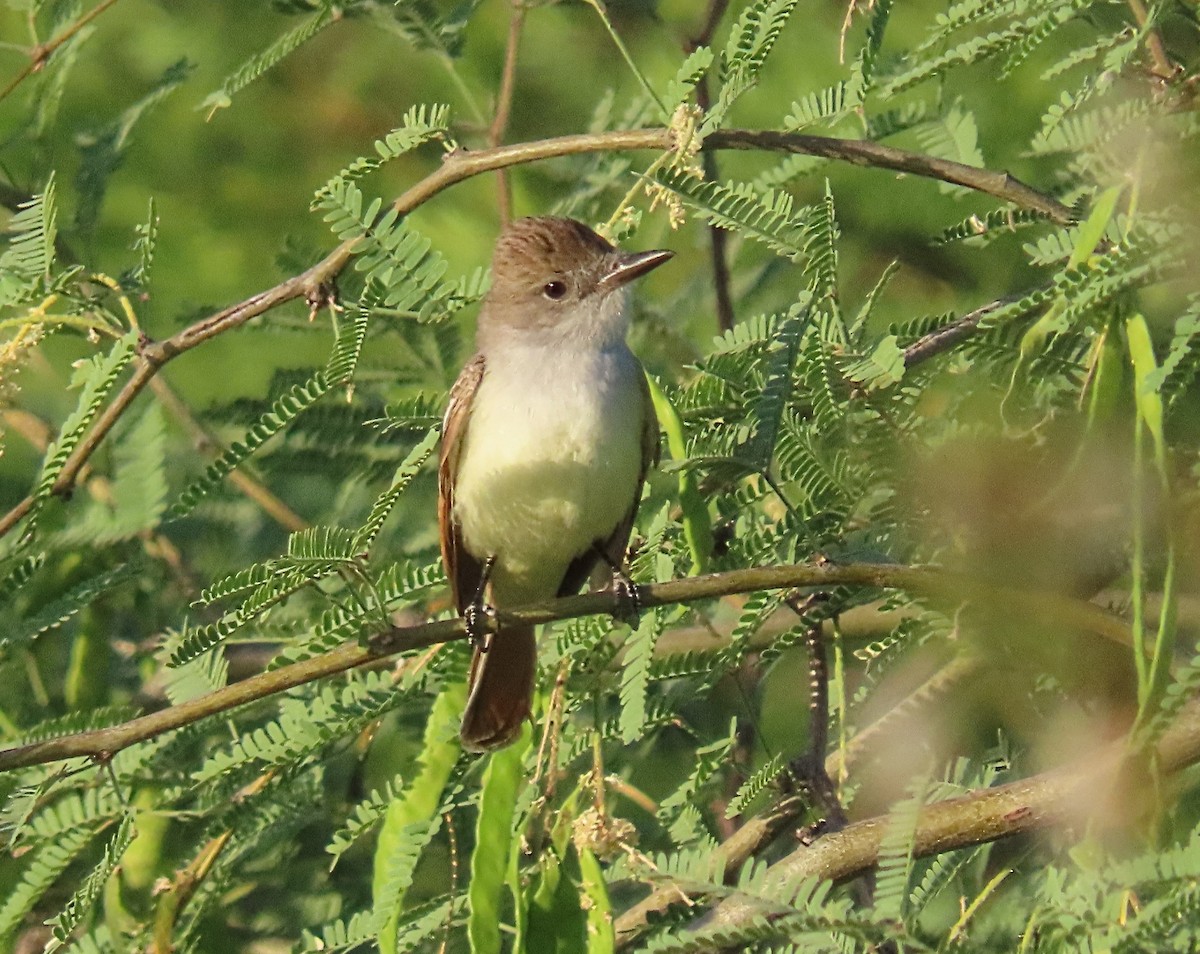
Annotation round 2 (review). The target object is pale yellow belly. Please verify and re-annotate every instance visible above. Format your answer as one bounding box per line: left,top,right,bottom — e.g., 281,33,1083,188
453,351,645,604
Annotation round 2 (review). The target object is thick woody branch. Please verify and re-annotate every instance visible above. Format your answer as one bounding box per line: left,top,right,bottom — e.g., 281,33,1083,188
690,694,1200,943
0,561,1130,773
612,698,1200,948
0,126,1071,541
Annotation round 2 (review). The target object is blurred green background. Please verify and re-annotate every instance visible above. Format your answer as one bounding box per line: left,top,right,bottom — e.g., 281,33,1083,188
1,0,1198,949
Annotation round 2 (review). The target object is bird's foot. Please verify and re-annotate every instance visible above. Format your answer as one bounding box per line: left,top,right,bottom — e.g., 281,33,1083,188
465,555,498,651
463,600,497,651
609,567,641,628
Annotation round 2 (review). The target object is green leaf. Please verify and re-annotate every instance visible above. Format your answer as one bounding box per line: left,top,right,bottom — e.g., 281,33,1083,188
170,372,333,518
200,3,337,116
844,334,906,391
577,846,615,954
327,774,406,868
0,171,57,302
0,824,97,945
33,331,139,511
874,779,927,924
739,300,810,472
44,816,134,951
619,607,665,744
652,169,815,262
75,59,191,238
663,46,714,110
313,103,451,206
468,724,532,954
707,0,800,128
354,426,440,552
645,376,712,574
374,682,464,954
3,563,139,658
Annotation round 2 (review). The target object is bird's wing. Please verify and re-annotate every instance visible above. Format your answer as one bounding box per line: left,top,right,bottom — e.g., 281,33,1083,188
439,353,487,614
557,367,660,596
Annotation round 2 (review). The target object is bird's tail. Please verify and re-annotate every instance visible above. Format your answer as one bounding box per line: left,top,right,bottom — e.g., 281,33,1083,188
459,625,536,752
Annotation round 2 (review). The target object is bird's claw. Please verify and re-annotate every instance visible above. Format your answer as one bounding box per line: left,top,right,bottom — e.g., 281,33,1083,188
610,568,641,627
464,555,498,650
464,600,496,651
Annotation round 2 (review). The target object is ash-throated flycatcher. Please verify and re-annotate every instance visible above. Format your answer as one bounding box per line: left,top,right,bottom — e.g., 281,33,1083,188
438,216,673,751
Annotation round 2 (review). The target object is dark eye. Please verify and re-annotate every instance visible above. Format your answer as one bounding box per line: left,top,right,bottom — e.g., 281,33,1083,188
542,280,567,300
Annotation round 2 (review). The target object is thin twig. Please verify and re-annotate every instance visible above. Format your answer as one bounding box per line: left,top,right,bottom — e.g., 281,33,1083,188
0,0,123,103
151,770,276,952
0,560,1133,773
614,791,807,946
785,593,872,906
0,127,1072,542
690,0,736,333
902,290,1034,368
704,130,1075,225
823,654,984,780
148,378,307,532
488,2,526,224
1124,0,1179,81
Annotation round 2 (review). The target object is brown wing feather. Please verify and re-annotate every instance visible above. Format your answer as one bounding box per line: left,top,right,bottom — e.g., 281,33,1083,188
556,367,660,596
438,354,487,614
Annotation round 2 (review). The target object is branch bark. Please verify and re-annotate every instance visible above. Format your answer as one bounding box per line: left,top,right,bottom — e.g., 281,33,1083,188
0,560,1130,773
487,1,526,224
0,126,1072,542
0,0,124,103
698,694,1200,940
903,290,1035,368
613,695,1200,948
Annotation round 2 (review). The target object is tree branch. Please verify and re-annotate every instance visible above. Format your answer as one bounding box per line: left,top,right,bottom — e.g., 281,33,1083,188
690,0,736,334
0,126,1073,541
148,377,307,533
487,1,526,225
694,693,1200,941
902,290,1035,368
0,561,1131,773
0,0,124,103
1124,0,1179,82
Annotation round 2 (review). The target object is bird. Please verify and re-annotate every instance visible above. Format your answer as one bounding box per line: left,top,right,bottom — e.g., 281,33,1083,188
438,216,673,751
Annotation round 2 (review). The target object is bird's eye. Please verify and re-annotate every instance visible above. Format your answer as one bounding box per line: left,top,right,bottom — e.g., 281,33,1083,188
542,280,567,300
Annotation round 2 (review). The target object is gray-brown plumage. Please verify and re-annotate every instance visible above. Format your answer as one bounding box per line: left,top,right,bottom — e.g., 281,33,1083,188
438,217,671,751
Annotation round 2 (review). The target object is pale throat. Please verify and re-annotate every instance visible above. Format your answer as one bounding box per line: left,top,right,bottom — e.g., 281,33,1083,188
451,331,645,605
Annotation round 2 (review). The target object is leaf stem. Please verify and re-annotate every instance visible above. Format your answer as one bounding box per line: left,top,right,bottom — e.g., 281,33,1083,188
583,0,669,118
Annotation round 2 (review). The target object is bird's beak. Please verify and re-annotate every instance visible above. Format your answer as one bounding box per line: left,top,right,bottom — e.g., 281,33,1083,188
598,249,674,292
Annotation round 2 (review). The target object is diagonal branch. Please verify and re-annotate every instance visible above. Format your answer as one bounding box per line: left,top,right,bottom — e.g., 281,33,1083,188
0,0,124,103
0,127,1073,541
613,693,1200,947
0,561,1131,773
696,692,1200,940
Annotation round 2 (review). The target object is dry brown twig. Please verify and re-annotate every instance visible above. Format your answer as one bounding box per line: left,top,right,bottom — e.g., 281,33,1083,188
0,559,1131,773
0,0,124,103
0,125,1073,542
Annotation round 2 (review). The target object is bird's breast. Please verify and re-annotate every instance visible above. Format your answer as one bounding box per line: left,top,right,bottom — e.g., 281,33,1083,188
452,344,646,601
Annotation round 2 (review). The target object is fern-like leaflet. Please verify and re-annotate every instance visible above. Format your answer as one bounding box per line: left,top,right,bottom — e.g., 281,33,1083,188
171,309,367,518
199,2,339,116
312,103,451,206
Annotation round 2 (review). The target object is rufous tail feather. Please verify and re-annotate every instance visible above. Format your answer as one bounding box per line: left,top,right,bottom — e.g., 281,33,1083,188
459,625,536,752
